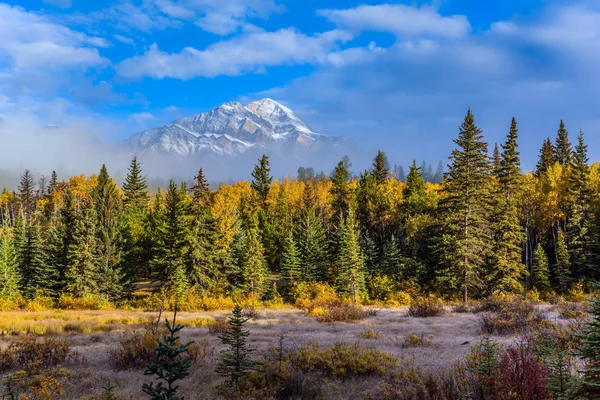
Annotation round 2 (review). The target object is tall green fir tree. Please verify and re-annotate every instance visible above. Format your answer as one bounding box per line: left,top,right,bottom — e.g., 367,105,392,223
436,108,493,303
18,169,36,223
555,120,573,166
251,155,272,204
46,186,76,293
403,160,429,216
122,155,149,208
15,214,52,298
66,202,100,297
535,138,556,177
554,229,571,293
279,232,301,292
567,129,593,279
0,228,20,299
490,117,526,293
372,150,390,185
296,185,328,282
532,244,551,292
330,159,351,221
334,212,366,303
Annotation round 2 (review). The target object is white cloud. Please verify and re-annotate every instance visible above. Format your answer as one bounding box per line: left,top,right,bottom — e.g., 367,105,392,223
128,111,156,125
318,4,470,38
116,28,354,79
0,4,108,70
113,34,135,45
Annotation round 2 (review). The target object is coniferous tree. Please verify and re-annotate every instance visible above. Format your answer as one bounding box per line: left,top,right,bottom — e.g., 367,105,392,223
334,212,366,303
567,129,592,278
437,109,492,303
330,159,351,221
296,185,328,282
491,117,526,293
433,161,444,183
532,244,551,292
578,284,600,398
0,228,20,299
251,155,272,204
279,232,301,292
15,215,50,298
66,202,100,297
403,160,429,216
372,150,390,185
191,167,210,204
535,138,557,177
492,143,501,177
18,169,36,223
394,164,406,182
555,120,573,166
381,235,403,283
48,170,58,194
216,305,258,392
122,156,149,208
239,203,267,295
93,165,125,299
554,229,571,293
46,186,76,293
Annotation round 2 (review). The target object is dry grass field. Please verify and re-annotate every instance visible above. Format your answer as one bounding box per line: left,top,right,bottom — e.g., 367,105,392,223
0,302,572,399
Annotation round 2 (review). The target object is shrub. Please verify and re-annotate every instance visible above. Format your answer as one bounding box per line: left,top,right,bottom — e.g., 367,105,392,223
0,337,70,373
359,327,382,340
108,321,161,369
315,304,368,323
526,288,541,303
242,306,262,320
58,294,114,310
368,274,396,302
24,293,55,312
287,341,397,377
387,291,412,306
479,297,547,335
556,301,588,320
567,281,586,303
400,332,434,348
208,318,230,335
407,295,445,317
498,337,549,400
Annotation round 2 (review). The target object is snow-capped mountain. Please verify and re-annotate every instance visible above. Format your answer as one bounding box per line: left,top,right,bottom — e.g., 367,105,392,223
125,98,343,157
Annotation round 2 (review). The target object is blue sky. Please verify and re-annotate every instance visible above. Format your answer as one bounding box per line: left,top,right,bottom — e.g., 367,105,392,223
1,0,600,171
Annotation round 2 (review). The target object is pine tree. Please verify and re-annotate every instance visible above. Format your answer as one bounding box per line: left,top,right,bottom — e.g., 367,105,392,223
567,129,592,279
15,215,50,298
372,150,390,185
381,235,403,283
48,170,58,194
296,185,328,282
251,155,272,204
334,212,366,303
433,161,444,183
535,138,556,177
216,306,258,392
66,202,100,296
554,229,571,293
492,143,501,177
555,120,573,166
46,186,76,293
403,160,429,216
241,218,267,296
578,284,600,398
122,155,149,208
279,232,301,292
330,159,351,221
437,109,492,303
18,169,36,223
191,167,210,205
394,164,406,182
0,228,20,299
491,117,526,293
93,165,125,300
532,244,551,292
142,310,193,400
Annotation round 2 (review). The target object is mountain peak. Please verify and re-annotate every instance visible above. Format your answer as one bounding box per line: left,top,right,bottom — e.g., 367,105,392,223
126,98,341,157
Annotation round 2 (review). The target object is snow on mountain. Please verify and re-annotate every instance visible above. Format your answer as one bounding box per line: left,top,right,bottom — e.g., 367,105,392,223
125,98,343,157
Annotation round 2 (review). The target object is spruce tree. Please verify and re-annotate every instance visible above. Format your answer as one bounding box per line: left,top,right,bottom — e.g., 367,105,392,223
567,129,592,279
491,117,526,293
241,218,267,296
93,165,125,300
555,120,573,166
66,202,100,296
48,170,58,194
437,108,492,303
191,167,210,205
250,155,272,204
394,164,406,182
216,305,258,392
554,230,571,293
122,155,149,208
492,143,501,177
372,150,390,185
279,232,301,292
334,211,366,303
532,244,551,292
433,161,444,183
46,186,76,293
296,185,328,282
535,138,557,177
403,160,429,216
18,169,36,223
330,159,351,221
0,228,20,299
578,284,600,398
381,235,403,283
15,215,50,298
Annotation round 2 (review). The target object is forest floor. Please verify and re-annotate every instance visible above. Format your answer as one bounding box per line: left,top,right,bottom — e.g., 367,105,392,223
0,305,563,399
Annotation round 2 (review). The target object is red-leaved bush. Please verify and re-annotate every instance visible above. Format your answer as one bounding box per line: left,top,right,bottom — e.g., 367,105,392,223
498,336,550,400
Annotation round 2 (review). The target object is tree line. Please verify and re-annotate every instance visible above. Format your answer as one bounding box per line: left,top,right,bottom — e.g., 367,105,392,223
0,109,598,304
